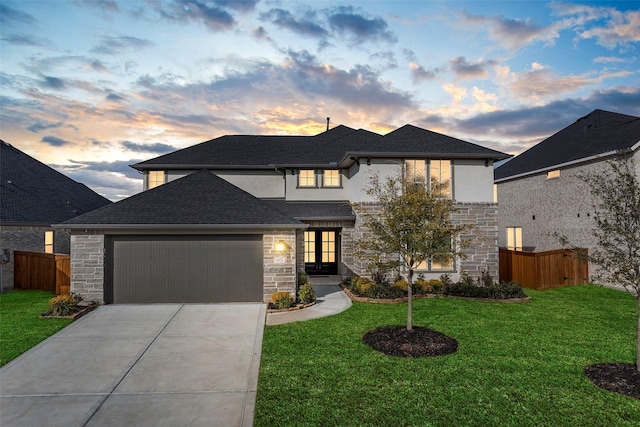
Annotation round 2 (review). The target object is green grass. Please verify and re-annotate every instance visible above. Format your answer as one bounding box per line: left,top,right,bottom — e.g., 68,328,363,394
255,285,640,426
0,290,73,366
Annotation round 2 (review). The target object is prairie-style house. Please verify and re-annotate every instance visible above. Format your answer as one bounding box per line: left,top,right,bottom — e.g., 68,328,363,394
59,124,509,304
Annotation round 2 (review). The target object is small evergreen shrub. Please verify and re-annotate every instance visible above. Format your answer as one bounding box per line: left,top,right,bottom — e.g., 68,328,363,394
271,291,294,309
297,271,310,286
298,283,316,304
391,279,408,293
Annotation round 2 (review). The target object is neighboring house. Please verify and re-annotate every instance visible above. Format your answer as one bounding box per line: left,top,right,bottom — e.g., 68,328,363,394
494,109,640,282
0,140,112,291
59,124,509,304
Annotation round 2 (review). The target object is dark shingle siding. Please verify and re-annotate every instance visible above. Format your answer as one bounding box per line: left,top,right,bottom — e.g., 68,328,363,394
1,141,112,225
62,170,303,226
495,110,640,181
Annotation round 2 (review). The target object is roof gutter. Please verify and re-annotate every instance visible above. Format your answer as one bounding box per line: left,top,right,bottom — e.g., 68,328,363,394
338,151,511,167
53,223,309,231
495,143,639,184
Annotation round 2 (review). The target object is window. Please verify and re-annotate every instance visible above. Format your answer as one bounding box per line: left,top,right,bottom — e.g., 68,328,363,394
298,170,316,187
507,227,523,251
493,184,498,203
304,231,315,263
415,237,454,271
405,160,426,184
322,231,336,262
547,169,560,179
44,231,54,254
323,170,340,187
430,160,451,198
148,171,165,189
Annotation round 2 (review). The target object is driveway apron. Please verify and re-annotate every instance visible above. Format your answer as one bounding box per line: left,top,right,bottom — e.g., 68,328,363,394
0,303,266,427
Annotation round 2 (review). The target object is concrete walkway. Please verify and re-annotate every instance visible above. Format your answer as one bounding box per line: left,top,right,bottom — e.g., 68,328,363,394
266,278,352,326
0,304,265,427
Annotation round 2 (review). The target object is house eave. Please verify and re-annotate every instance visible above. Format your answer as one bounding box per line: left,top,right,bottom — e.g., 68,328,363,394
338,151,511,167
53,223,308,231
494,144,639,184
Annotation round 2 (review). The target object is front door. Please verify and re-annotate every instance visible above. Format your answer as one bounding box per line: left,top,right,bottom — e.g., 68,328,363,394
304,230,338,275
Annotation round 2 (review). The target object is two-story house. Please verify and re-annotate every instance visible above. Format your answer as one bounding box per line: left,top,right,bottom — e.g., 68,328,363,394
1,140,112,291
59,124,509,304
494,109,640,285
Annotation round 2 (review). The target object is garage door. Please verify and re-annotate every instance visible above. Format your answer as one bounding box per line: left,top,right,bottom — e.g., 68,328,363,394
105,235,263,304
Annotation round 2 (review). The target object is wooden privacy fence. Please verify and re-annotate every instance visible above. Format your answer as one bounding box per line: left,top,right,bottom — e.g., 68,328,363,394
499,248,589,290
14,251,70,295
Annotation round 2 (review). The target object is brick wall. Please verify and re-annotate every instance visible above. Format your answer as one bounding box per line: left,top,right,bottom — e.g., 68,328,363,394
70,234,105,303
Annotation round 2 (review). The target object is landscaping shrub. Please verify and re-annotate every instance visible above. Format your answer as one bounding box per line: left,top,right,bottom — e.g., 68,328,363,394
48,293,82,317
271,291,294,309
297,271,310,286
298,283,316,304
391,279,408,292
444,280,526,299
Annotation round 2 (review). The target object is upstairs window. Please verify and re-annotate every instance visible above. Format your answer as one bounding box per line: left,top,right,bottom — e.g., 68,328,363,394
323,170,340,187
507,227,523,251
298,170,316,187
430,160,451,198
405,160,426,184
44,231,54,254
148,171,165,189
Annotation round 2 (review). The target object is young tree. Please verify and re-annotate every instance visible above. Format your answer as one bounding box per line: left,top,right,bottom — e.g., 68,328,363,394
578,158,640,371
352,173,472,331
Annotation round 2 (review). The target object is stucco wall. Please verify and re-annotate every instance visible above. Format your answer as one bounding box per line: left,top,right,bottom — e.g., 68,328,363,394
0,225,70,291
156,170,285,198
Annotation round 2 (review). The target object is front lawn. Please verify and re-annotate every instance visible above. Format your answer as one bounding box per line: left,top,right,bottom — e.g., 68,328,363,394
255,285,640,426
0,290,73,366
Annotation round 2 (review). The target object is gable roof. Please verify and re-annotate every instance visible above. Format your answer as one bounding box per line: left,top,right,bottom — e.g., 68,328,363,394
59,169,305,229
495,109,640,182
133,124,509,171
0,140,112,225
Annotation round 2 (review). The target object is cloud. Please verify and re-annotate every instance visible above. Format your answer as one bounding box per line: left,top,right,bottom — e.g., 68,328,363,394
462,10,560,51
0,3,36,25
27,121,77,133
450,57,496,80
78,0,120,13
53,160,144,201
106,92,126,102
156,0,236,32
327,6,396,43
122,141,174,153
42,136,71,147
91,35,154,55
42,76,65,89
1,33,52,47
409,62,438,83
593,56,627,64
260,8,328,39
551,3,640,49
214,0,259,13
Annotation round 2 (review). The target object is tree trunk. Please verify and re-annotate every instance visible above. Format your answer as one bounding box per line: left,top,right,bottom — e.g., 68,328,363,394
407,269,413,331
637,297,639,372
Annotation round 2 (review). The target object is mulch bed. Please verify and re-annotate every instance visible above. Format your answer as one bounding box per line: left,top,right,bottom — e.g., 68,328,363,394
40,303,97,319
585,363,640,400
362,325,458,358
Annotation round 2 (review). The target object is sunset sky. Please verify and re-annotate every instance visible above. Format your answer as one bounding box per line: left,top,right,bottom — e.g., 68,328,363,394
1,0,639,200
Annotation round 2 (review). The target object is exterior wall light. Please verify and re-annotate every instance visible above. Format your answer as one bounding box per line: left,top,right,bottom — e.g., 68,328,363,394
274,240,290,252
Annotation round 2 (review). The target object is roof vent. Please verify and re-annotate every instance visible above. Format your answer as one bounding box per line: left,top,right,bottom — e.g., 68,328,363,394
326,117,330,131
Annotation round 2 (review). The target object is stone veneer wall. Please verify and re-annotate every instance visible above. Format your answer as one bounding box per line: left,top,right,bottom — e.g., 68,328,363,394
70,233,105,303
0,225,70,291
262,230,297,302
348,202,500,281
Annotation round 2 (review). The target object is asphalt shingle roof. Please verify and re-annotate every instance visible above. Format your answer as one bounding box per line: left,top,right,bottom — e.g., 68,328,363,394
263,200,355,220
133,124,509,170
495,109,640,181
0,141,112,225
61,169,304,228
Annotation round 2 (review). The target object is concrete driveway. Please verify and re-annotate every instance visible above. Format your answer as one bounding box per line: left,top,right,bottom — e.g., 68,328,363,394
0,304,266,427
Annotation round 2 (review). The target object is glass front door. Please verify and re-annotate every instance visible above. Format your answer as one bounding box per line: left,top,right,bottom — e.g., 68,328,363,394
304,230,338,275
